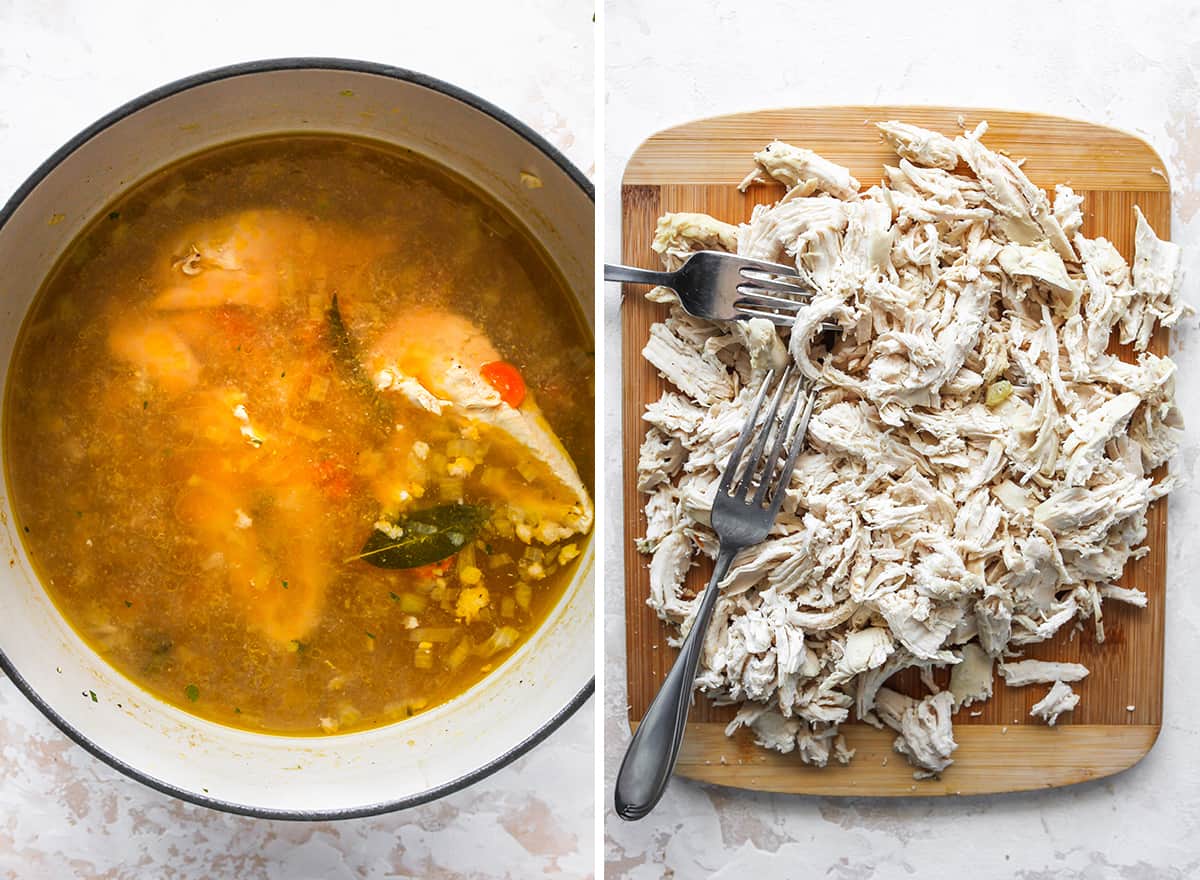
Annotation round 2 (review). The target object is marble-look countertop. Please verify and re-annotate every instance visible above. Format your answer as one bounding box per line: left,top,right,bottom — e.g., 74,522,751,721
604,2,1200,877
0,2,594,877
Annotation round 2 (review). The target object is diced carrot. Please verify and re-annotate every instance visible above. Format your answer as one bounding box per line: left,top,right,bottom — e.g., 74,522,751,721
414,557,456,579
480,361,526,408
313,458,352,499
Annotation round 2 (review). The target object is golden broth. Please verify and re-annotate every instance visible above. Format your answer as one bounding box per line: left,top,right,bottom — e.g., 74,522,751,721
4,135,594,735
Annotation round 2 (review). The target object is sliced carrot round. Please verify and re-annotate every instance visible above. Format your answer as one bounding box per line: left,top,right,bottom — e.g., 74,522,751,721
480,361,526,408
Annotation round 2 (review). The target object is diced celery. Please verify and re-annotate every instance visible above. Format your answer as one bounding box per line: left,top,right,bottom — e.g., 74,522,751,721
986,380,1013,407
446,637,472,671
408,627,457,642
398,592,427,614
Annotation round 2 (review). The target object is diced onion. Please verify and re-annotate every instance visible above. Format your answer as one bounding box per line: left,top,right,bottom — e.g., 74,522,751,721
476,626,520,658
307,375,330,402
282,415,328,442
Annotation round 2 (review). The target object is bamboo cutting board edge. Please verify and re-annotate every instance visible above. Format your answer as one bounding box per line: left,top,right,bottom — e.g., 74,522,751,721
632,722,1160,797
623,104,1172,192
620,107,1169,797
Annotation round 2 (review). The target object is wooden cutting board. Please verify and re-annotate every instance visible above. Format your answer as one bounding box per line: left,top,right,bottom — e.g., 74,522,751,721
620,107,1170,796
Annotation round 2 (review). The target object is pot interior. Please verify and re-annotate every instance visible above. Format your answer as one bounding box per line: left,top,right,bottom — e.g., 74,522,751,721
0,63,593,817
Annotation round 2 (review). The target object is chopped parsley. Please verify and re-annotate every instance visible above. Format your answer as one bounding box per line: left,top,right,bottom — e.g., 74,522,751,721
281,579,289,589
108,211,120,221
124,600,132,608
184,684,200,702
88,690,97,703
389,591,400,601
365,631,376,640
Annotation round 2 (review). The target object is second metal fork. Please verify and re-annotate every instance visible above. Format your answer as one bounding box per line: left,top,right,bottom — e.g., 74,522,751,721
614,364,815,820
605,250,816,326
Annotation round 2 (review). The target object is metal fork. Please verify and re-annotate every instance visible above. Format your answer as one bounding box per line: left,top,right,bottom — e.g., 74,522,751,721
614,364,816,821
605,251,817,327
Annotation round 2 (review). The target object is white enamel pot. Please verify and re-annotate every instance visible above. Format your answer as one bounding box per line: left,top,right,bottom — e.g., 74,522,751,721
0,59,594,819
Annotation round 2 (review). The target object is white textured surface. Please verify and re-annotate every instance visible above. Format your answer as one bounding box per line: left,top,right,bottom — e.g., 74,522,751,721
0,1,594,877
604,1,1200,877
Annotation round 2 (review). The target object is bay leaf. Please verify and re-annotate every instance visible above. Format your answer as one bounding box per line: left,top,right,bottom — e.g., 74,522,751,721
353,503,489,569
327,293,392,424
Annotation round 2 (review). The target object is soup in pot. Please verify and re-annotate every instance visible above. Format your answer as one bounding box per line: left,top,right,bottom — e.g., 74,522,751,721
4,135,594,735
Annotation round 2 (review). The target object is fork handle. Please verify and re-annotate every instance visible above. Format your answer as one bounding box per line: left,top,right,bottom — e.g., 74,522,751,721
614,545,739,821
604,263,676,287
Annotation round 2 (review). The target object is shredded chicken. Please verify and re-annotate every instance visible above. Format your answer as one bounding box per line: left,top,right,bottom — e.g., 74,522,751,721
1030,681,1080,726
875,688,958,779
948,643,993,710
637,120,1186,778
999,659,1089,687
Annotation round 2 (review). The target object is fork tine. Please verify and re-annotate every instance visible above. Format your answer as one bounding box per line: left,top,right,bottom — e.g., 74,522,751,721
737,274,815,295
764,386,816,515
734,308,841,334
735,309,795,327
753,376,806,506
731,255,805,277
734,364,794,498
718,368,775,495
735,288,809,311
